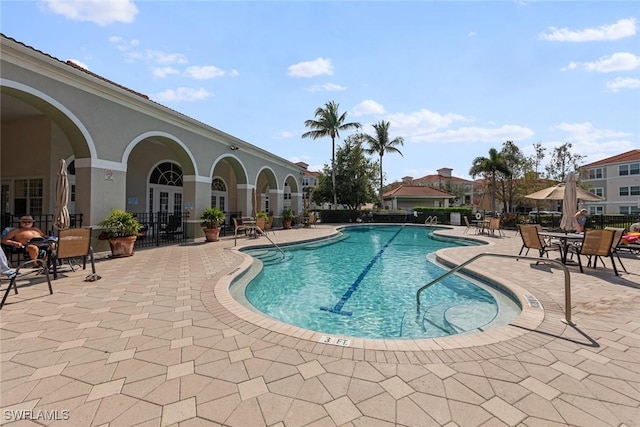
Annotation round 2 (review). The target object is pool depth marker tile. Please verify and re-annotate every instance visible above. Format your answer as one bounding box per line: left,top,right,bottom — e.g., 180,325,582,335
321,226,404,316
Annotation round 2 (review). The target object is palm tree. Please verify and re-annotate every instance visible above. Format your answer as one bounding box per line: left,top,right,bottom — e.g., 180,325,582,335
469,148,512,213
363,120,404,207
302,101,361,207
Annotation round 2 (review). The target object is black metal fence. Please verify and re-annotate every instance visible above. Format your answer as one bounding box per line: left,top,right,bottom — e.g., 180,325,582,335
2,213,84,235
130,211,190,249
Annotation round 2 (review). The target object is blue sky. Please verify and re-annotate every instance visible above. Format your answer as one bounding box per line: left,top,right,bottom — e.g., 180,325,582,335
1,1,638,182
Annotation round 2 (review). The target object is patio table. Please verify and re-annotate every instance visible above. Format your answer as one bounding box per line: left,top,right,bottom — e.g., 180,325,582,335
538,231,583,264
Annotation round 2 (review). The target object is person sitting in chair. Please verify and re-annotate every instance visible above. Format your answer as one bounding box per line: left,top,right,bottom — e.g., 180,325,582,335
1,216,47,266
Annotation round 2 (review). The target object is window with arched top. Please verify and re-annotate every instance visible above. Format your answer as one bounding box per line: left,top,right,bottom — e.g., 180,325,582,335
150,162,183,186
148,162,183,214
211,178,226,192
211,177,228,212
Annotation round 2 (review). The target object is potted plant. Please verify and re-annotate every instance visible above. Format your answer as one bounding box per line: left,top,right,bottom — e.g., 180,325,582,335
200,207,225,242
99,209,142,257
282,207,295,229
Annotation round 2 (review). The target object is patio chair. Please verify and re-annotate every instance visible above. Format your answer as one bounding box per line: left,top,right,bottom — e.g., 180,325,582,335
517,224,561,258
308,212,317,228
232,217,248,237
463,216,480,234
567,229,619,276
161,215,183,239
604,227,627,273
51,227,96,280
255,217,266,235
1,257,52,309
488,218,504,237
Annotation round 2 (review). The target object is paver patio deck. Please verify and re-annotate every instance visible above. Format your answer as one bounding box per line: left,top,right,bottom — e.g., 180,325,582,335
1,224,639,426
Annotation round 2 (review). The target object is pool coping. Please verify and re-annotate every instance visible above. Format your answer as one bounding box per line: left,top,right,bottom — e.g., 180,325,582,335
214,224,546,351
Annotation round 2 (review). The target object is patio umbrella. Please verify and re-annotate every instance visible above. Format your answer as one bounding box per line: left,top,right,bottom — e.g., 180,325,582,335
525,182,605,201
560,172,579,231
53,158,70,230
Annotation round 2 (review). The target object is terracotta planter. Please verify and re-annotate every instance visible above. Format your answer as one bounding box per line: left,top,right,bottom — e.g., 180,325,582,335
203,227,221,242
283,219,292,229
108,236,137,258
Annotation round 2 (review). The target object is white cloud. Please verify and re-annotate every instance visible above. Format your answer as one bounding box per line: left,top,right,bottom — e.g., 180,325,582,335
108,36,139,52
540,17,637,42
545,122,636,164
307,83,347,92
552,122,631,140
276,131,294,139
68,58,89,70
413,125,534,143
383,109,469,136
467,31,477,37
605,77,640,92
152,67,179,78
154,87,211,102
287,57,333,77
184,65,227,79
352,100,385,116
563,52,640,73
42,0,138,26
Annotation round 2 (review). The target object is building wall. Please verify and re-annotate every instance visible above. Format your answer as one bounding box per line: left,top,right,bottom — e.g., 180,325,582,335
582,158,640,214
1,35,304,235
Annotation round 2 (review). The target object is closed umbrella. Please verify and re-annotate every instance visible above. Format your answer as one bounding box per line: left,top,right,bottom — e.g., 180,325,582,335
53,159,70,230
560,172,579,231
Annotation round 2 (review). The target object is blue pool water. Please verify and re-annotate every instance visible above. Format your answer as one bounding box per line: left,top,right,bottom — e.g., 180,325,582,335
237,225,521,339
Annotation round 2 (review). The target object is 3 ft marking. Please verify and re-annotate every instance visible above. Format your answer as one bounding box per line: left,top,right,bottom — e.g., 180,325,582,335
319,335,351,347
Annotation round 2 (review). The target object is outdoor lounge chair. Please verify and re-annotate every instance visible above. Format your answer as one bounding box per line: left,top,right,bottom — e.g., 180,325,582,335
255,217,266,235
567,229,619,276
308,212,317,228
605,227,628,273
1,257,52,309
463,216,481,234
488,218,504,237
232,217,248,237
517,224,561,258
51,227,96,280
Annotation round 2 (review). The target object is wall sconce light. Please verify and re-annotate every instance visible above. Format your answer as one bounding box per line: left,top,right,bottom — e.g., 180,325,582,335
229,145,239,151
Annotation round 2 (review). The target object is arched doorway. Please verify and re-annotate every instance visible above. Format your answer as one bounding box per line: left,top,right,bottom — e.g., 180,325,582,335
148,162,183,214
211,177,228,212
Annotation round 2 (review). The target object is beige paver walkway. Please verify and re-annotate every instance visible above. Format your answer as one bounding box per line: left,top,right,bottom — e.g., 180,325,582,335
1,224,639,426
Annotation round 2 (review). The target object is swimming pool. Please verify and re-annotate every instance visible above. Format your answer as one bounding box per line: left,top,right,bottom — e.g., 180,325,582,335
234,225,521,339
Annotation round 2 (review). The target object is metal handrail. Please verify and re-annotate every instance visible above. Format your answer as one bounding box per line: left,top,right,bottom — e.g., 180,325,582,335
257,226,286,259
424,216,438,227
416,253,574,325
235,225,285,259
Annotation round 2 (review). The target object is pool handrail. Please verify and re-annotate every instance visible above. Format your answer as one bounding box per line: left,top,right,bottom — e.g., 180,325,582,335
416,253,573,326
424,216,438,227
258,226,286,259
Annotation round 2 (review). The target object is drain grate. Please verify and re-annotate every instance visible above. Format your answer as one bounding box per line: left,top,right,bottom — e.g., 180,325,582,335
524,294,541,308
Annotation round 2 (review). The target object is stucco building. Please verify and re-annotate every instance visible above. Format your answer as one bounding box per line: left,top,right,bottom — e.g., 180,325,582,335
580,149,640,215
1,34,304,240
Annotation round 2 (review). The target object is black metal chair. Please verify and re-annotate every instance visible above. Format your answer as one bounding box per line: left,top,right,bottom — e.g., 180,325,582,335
1,257,52,309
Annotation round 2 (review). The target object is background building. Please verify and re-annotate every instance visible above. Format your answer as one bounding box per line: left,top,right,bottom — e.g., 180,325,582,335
580,149,640,215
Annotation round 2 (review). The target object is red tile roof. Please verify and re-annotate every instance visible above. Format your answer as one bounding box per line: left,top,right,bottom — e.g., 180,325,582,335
383,185,454,198
581,149,640,167
412,174,473,184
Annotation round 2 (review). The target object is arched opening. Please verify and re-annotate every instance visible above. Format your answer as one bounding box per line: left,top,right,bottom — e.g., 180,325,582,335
148,162,183,214
211,177,228,212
